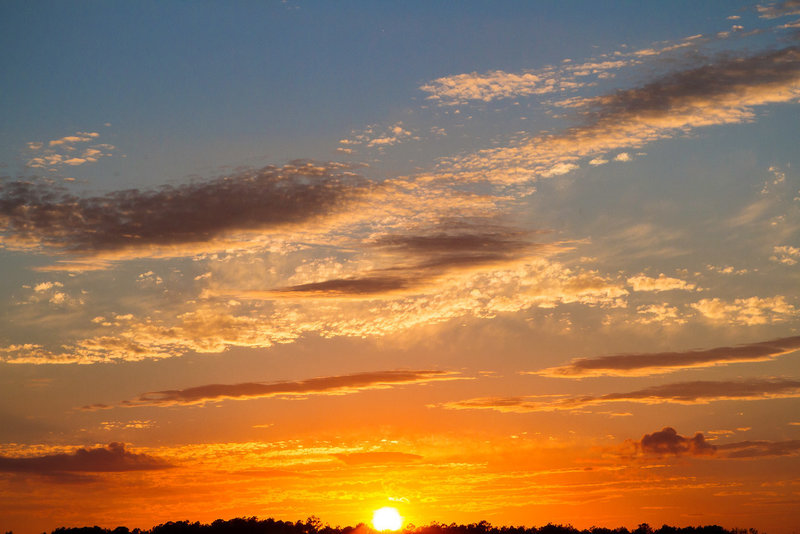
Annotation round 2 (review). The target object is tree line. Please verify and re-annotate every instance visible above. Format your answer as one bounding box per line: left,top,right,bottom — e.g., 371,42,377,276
12,516,760,534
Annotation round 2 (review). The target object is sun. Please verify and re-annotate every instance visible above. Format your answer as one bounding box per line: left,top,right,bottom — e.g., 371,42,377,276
372,506,403,531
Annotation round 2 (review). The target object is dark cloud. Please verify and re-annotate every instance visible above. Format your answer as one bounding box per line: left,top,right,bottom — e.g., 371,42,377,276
334,451,423,465
577,46,800,125
122,369,465,407
0,442,173,474
0,161,369,255
438,378,800,413
537,335,800,377
718,439,800,458
266,222,548,297
594,378,800,404
639,427,716,457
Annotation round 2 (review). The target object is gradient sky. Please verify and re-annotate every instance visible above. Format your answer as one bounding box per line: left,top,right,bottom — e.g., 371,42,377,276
1,1,800,533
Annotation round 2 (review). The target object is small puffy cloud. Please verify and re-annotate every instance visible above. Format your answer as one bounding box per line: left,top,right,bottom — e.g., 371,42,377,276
339,122,416,150
771,245,800,265
588,157,609,166
48,132,99,146
25,132,113,171
120,369,467,407
627,273,696,292
0,442,173,474
635,303,687,325
639,427,717,457
438,378,800,412
613,152,631,162
691,296,797,325
536,335,800,377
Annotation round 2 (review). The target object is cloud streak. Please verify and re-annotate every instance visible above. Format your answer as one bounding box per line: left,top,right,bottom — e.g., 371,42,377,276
117,369,467,407
534,335,800,377
0,442,173,474
443,45,800,184
232,222,553,299
0,161,370,262
438,378,800,413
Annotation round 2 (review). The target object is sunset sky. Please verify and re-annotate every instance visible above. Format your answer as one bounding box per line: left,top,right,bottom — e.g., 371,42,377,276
1,1,800,533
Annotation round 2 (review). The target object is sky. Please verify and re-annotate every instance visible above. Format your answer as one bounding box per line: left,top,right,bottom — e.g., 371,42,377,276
1,1,800,533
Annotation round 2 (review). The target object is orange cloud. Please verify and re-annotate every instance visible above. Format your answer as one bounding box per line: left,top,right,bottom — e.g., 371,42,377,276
439,378,800,412
441,45,800,184
534,335,800,377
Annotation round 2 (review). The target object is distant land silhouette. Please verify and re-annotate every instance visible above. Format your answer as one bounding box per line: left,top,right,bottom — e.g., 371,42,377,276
14,515,761,534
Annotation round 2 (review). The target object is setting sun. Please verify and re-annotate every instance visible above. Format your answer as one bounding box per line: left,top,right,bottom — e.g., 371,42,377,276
372,507,403,531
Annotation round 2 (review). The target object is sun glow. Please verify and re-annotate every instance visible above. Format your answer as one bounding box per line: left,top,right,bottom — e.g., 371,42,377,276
372,507,403,531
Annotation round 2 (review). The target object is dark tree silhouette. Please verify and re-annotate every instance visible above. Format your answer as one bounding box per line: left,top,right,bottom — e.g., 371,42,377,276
47,517,762,534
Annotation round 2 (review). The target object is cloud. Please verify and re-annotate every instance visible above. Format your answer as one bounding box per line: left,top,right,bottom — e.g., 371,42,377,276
758,0,800,18
419,59,632,105
442,45,800,184
771,245,800,265
420,69,568,105
534,335,800,377
0,161,371,261
118,369,467,407
627,273,696,292
25,132,114,170
2,256,629,364
0,442,173,474
634,303,687,325
638,427,717,457
338,122,417,150
718,439,800,458
437,378,800,412
691,296,797,325
242,222,552,298
334,451,423,465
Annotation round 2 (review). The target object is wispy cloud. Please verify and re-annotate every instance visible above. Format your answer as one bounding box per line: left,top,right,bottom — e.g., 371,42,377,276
338,122,417,151
757,0,800,19
442,45,800,184
254,222,551,298
718,439,800,458
534,335,800,377
438,378,800,413
115,369,467,407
